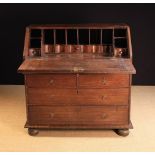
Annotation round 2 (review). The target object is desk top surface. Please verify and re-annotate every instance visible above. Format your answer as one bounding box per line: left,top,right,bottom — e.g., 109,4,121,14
18,54,136,74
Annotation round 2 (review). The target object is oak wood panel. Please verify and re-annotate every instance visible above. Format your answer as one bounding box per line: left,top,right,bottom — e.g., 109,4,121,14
28,105,129,125
78,89,129,105
27,88,129,105
18,56,136,74
79,74,129,88
26,74,76,88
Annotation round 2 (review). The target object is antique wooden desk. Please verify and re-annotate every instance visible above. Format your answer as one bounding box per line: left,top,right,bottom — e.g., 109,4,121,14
18,24,136,136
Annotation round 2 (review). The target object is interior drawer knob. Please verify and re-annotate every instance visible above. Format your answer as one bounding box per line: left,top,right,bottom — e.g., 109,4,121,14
32,50,37,56
49,79,54,84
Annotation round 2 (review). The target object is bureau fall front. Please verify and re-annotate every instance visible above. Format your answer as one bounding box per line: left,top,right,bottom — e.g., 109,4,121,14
18,24,136,136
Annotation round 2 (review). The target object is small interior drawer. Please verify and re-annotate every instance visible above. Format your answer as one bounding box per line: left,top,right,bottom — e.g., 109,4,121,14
71,45,83,53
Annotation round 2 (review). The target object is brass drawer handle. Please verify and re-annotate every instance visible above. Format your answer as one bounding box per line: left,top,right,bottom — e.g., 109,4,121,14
101,95,107,100
102,78,106,85
101,113,107,119
50,113,54,118
49,79,54,84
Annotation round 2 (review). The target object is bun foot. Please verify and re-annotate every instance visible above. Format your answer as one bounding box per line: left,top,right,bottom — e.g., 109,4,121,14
115,129,129,137
28,128,39,136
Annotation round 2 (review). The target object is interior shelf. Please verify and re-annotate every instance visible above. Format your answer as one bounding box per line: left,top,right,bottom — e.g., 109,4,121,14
114,28,127,37
44,29,54,44
114,37,127,39
56,29,66,44
67,29,77,45
28,27,129,58
79,29,89,45
30,38,41,48
115,38,127,48
30,37,41,39
90,29,101,44
102,29,113,44
31,29,41,37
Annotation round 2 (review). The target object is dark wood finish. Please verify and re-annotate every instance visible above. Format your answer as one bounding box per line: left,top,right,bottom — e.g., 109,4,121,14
18,24,136,136
115,129,129,137
27,88,129,106
28,106,128,125
25,73,130,89
21,24,133,59
25,121,133,129
26,74,76,88
79,74,129,88
18,56,135,74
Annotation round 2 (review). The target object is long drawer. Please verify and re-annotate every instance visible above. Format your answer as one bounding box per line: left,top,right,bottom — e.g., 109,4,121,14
27,88,129,105
28,106,128,125
26,74,76,88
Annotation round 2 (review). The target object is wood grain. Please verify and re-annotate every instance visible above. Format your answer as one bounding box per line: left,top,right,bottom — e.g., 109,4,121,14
26,74,76,88
18,24,136,135
18,56,136,74
28,105,129,126
79,74,129,88
27,88,129,106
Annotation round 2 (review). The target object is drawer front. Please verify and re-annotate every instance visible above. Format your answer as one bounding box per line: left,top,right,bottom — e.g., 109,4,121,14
28,106,128,125
26,74,76,88
28,88,77,105
79,74,129,88
78,89,129,105
27,88,129,105
71,45,83,53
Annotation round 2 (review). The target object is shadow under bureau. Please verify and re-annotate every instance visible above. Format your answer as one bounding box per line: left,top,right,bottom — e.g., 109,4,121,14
18,24,136,136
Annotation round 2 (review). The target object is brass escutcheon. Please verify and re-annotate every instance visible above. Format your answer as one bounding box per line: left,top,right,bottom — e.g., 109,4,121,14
73,67,84,72
73,67,79,72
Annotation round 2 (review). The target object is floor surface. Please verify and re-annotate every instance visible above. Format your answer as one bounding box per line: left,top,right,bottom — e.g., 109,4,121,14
0,85,155,152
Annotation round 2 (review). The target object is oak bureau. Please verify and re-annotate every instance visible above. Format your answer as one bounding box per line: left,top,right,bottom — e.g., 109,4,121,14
18,24,136,136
